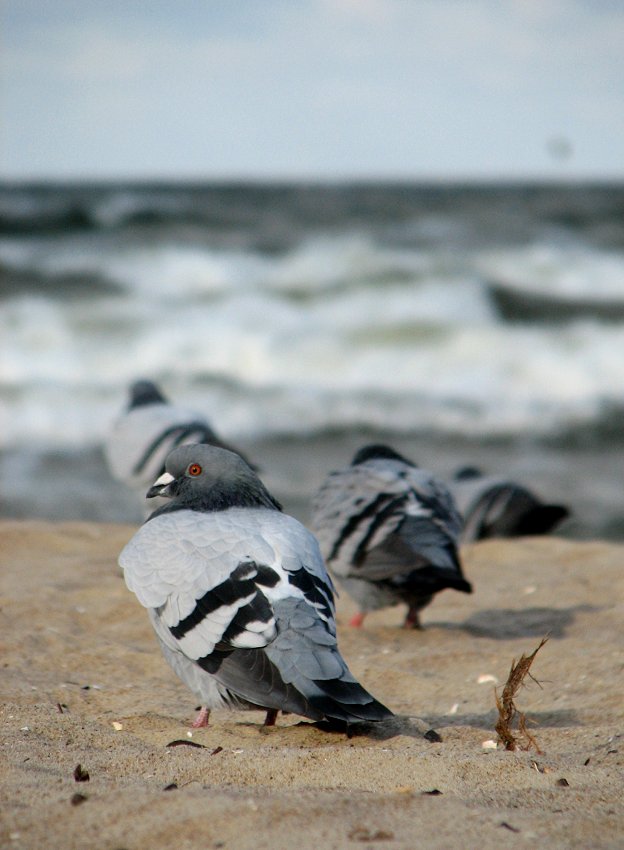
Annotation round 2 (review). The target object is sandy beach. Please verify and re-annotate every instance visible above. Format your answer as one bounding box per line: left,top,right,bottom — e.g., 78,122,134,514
1,520,622,849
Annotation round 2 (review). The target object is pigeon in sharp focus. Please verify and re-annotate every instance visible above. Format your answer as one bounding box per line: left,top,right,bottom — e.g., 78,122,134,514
311,444,472,629
449,466,570,543
105,379,253,517
118,443,393,729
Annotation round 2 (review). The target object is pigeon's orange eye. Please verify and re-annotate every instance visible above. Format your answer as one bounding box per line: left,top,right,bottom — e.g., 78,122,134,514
188,463,202,476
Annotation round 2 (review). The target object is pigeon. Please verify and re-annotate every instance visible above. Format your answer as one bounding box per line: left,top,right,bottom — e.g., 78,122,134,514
449,466,570,543
311,444,472,629
105,379,252,516
118,443,393,729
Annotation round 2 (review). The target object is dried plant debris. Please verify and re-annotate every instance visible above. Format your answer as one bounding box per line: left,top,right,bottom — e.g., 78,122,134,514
71,793,88,806
165,739,206,749
73,764,90,782
495,636,548,752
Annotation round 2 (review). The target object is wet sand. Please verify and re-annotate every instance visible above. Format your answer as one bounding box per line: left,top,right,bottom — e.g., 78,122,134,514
3,432,624,542
1,521,622,849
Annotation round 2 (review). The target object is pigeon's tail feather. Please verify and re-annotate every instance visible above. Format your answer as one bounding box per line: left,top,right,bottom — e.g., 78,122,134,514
440,573,473,594
265,598,393,724
468,486,569,540
514,504,570,536
402,565,473,596
307,678,394,724
202,645,325,720
202,642,393,725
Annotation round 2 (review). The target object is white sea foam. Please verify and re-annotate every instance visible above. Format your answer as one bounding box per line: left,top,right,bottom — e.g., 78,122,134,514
3,272,624,448
478,243,624,299
3,185,624,452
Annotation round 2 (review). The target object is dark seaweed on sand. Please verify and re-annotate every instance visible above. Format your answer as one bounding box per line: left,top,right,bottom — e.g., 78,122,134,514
495,637,548,752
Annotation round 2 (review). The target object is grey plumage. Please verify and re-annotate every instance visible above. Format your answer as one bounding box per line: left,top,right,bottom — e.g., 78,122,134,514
105,379,250,516
119,443,393,728
449,466,570,543
311,444,472,628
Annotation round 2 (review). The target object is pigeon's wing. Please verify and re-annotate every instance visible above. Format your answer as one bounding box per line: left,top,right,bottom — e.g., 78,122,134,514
454,477,569,541
403,468,464,540
106,403,218,487
311,464,412,577
120,509,282,663
360,516,457,577
121,508,389,723
120,507,337,658
202,593,392,724
194,513,391,723
313,462,463,579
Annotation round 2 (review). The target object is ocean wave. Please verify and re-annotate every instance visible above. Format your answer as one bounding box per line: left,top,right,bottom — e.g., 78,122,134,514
0,232,447,300
2,287,624,449
478,243,624,299
3,182,624,246
3,370,623,451
3,181,624,457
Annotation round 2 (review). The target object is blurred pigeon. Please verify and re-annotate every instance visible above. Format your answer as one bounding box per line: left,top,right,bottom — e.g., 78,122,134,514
119,443,393,729
449,466,570,542
311,444,472,629
105,379,252,516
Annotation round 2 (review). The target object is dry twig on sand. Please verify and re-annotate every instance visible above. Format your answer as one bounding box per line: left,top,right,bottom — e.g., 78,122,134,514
495,637,548,752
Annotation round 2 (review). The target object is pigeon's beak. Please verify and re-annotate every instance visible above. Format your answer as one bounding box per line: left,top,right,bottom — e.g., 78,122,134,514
146,471,175,499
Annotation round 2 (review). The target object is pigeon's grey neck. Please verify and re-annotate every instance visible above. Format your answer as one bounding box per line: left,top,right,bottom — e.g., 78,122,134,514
147,479,282,521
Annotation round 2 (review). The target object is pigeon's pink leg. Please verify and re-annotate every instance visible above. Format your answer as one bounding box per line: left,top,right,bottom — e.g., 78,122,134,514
403,607,423,630
264,709,279,726
348,611,366,628
191,706,211,728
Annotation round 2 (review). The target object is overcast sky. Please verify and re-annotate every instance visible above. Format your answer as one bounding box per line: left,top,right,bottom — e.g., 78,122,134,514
3,0,623,181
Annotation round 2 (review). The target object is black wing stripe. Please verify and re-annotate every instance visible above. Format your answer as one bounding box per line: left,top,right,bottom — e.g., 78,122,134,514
196,647,232,674
254,564,281,587
352,494,408,565
288,569,334,621
132,421,217,476
327,492,399,562
220,593,275,645
169,561,259,640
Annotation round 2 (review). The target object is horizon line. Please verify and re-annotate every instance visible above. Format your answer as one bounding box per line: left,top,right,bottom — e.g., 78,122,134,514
2,171,624,187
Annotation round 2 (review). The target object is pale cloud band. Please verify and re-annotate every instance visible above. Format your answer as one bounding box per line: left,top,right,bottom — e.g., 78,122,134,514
3,0,624,180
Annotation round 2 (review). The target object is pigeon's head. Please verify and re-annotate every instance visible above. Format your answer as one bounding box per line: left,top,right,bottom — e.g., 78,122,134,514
128,379,168,410
351,444,416,467
146,443,282,514
453,466,483,481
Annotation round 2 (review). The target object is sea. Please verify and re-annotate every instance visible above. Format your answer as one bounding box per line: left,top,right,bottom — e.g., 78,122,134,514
1,181,624,537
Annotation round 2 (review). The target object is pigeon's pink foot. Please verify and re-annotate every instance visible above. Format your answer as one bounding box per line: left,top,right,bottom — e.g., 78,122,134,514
403,609,423,630
264,709,279,727
191,706,211,728
348,611,366,628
